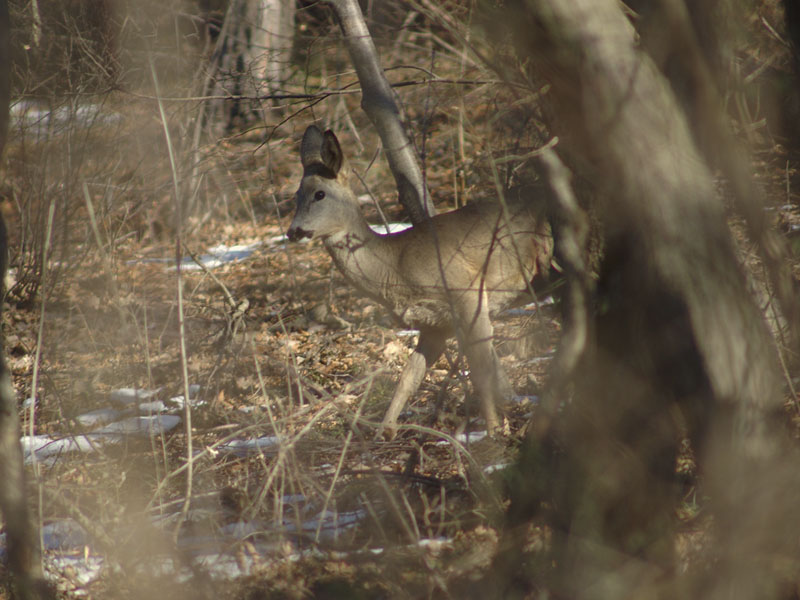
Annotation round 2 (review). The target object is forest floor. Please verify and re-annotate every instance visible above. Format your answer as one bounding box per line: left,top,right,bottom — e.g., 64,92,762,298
1,96,798,598
2,6,800,594
0,96,570,599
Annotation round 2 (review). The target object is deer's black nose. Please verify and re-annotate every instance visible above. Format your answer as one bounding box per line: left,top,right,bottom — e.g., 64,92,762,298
287,227,313,242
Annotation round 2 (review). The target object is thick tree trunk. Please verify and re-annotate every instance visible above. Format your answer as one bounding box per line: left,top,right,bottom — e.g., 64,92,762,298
493,1,797,598
636,0,800,355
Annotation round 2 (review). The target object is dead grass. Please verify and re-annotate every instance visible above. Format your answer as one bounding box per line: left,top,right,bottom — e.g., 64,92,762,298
1,1,799,598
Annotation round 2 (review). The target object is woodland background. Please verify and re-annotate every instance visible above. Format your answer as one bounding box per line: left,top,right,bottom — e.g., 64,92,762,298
0,1,799,599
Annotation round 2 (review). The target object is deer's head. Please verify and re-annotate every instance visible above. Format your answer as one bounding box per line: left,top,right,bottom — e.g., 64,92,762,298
287,126,361,243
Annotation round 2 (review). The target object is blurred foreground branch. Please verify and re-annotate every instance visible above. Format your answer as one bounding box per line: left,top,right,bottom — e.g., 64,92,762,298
490,1,800,598
0,1,53,597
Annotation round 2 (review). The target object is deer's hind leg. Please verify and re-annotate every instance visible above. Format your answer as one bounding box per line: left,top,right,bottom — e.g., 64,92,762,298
458,298,509,435
380,327,448,439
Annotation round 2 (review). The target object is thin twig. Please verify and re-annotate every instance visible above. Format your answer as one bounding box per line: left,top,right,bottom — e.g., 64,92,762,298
149,56,195,537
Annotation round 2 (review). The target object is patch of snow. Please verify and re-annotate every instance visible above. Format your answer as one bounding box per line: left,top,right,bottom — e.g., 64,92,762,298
23,416,181,465
47,554,105,588
396,329,420,337
12,101,122,137
503,296,557,315
94,415,181,437
483,462,511,474
440,430,488,444
369,223,412,235
268,233,290,245
138,400,167,413
127,243,262,269
168,392,206,411
108,386,204,414
75,408,123,427
218,436,281,456
417,537,451,552
285,509,365,541
41,520,90,551
110,387,162,406
22,435,98,464
174,243,262,271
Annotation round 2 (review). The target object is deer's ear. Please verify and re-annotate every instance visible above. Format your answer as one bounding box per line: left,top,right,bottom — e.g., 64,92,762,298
300,125,325,169
321,130,343,177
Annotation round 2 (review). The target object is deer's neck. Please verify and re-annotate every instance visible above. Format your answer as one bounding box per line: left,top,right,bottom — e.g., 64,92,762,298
322,217,400,306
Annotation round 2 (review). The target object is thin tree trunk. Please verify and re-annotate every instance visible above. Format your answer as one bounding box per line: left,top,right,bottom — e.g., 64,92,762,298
328,0,435,224
0,3,52,597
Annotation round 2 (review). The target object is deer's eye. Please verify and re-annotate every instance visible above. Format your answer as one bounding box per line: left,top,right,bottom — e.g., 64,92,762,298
313,190,326,202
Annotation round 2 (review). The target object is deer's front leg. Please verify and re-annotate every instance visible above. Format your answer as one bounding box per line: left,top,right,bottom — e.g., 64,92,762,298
380,328,447,439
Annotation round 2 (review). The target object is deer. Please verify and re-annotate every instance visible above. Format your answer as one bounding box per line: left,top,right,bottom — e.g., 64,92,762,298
287,125,554,438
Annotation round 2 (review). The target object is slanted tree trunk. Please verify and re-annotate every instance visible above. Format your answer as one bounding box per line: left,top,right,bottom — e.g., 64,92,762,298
490,1,799,598
0,4,52,598
327,0,435,224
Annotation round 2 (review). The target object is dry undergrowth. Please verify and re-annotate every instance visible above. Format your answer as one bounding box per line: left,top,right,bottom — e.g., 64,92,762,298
1,1,799,598
1,25,559,598
2,112,558,596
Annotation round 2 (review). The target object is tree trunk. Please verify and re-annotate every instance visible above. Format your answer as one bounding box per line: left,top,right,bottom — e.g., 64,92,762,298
0,3,52,597
205,0,295,133
254,0,295,97
492,1,798,598
328,0,435,224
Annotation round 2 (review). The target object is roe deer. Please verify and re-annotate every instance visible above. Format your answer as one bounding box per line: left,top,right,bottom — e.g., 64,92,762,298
287,125,553,438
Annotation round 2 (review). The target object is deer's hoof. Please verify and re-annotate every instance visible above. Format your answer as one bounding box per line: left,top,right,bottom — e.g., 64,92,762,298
376,423,397,441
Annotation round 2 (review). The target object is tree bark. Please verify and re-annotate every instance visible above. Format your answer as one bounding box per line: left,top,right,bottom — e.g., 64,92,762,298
254,0,295,97
0,3,52,597
492,1,797,598
328,0,435,224
205,0,295,133
637,0,800,355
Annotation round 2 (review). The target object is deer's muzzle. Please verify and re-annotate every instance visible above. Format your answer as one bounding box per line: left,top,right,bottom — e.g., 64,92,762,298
287,226,313,242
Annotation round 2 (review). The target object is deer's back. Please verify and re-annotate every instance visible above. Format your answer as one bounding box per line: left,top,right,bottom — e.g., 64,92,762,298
381,199,552,327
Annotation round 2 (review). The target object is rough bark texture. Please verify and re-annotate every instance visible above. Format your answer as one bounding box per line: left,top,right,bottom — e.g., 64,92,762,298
206,0,295,132
328,0,435,224
493,1,798,598
254,0,295,97
0,4,52,598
